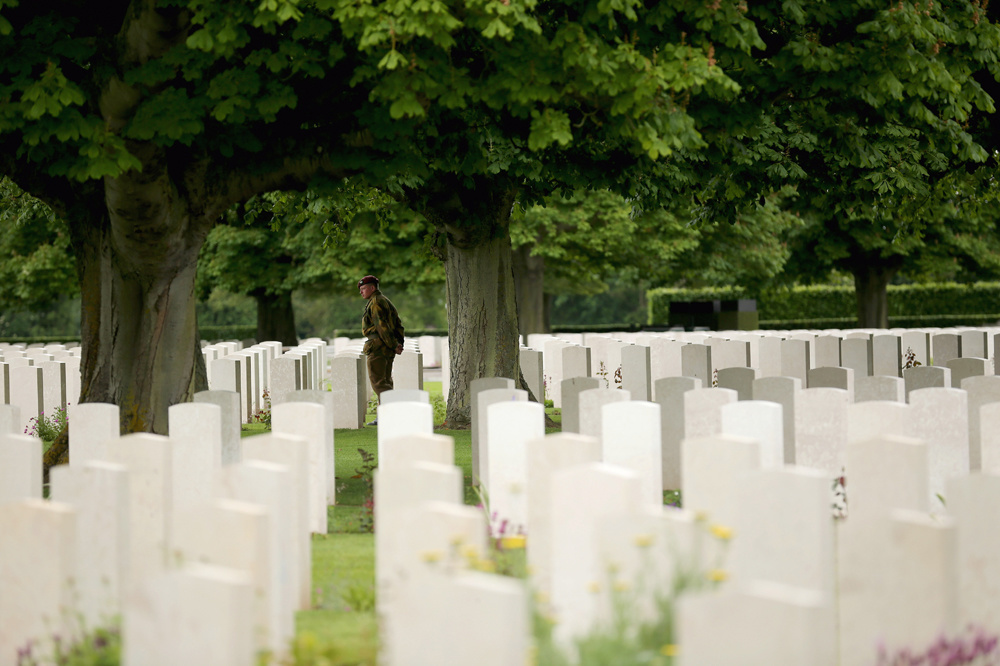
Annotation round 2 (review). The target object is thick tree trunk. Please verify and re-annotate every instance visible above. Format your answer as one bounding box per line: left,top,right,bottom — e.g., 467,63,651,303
512,245,549,336
852,263,899,328
444,234,524,426
255,289,298,346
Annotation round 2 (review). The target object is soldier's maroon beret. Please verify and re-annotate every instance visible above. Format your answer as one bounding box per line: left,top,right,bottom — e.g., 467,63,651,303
358,275,379,287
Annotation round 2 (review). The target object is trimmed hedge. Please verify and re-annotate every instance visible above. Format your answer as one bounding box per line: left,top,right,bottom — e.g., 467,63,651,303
648,282,1000,328
0,336,81,345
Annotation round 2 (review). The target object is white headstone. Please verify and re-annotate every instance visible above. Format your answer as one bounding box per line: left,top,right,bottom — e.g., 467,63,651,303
602,401,662,507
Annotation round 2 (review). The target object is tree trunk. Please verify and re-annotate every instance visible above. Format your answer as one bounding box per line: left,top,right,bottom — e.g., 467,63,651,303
255,289,298,346
444,233,524,426
512,244,549,336
852,263,899,328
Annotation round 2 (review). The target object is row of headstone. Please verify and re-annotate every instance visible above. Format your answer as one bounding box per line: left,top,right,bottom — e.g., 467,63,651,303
379,381,1000,664
0,390,340,664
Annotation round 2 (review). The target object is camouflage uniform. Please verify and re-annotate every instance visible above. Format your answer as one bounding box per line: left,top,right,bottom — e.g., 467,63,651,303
362,288,405,397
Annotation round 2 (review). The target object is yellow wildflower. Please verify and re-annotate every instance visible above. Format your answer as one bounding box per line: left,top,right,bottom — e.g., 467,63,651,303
420,550,444,563
709,524,734,541
660,644,679,657
501,535,526,549
633,534,654,548
613,580,630,593
694,510,709,522
706,568,728,582
587,581,601,594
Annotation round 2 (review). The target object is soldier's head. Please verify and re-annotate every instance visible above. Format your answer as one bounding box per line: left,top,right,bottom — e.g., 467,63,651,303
358,275,379,299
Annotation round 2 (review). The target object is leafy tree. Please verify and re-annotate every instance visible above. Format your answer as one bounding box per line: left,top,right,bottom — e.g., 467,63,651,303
2,0,765,429
197,185,443,345
0,178,78,319
689,0,1000,326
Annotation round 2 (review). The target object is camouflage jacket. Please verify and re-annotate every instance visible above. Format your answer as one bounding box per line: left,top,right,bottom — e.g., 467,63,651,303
362,289,404,355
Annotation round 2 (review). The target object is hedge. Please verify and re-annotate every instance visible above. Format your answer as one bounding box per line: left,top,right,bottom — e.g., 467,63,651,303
648,282,1000,328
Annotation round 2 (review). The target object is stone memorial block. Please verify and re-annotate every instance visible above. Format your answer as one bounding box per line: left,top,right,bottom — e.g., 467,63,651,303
578,387,631,442
475,387,527,488
210,356,244,417
559,376,599,436
900,330,930,367
960,329,988,358
678,583,836,666
283,351,310,392
381,501,494,663
0,404,18,436
39,360,66,419
814,335,842,368
273,402,329,534
681,343,712,386
288,389,337,504
49,462,130,629
269,355,302,408
543,339,571,407
122,563,255,666
731,467,834,597
417,335,440,367
242,433,311,610
855,375,905,403
193,390,241,465
595,508,699,627
519,347,544,404
329,355,366,429
647,337,683,381
380,433,454,472
9,364,42,433
947,474,1000,631
562,344,592,382
168,402,222,513
63,355,81,407
909,388,969,511
171,499,287,656
654,376,701,491
550,463,642,644
5,356,32,368
486,401,545,534
847,401,912,446
215,460,297,620
526,433,602,597
605,339,629,380
69,402,120,467
756,335,784,377
710,339,751,370
809,365,856,398
0,500,77,665
716,366,757,401
602,401,662,507
381,388,430,404
840,337,872,378
872,334,903,377
904,364,950,399
838,509,956,666
846,435,929,521
395,350,423,390
469,378,514,481
931,332,961,367
105,433,173,595
0,434,41,504
377,401,434,466
962,375,1000,471
947,356,990,388
721,400,783,469
683,387,737,443
0,362,9,405
780,339,810,385
620,344,652,401
981,402,1000,473
385,568,527,666
682,434,760,528
374,461,462,614
794,388,849,477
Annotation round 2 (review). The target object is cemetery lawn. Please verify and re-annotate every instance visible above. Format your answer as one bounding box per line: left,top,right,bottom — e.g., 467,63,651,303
240,382,564,661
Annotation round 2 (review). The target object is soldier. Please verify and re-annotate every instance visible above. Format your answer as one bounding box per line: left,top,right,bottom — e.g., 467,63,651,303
359,275,404,424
